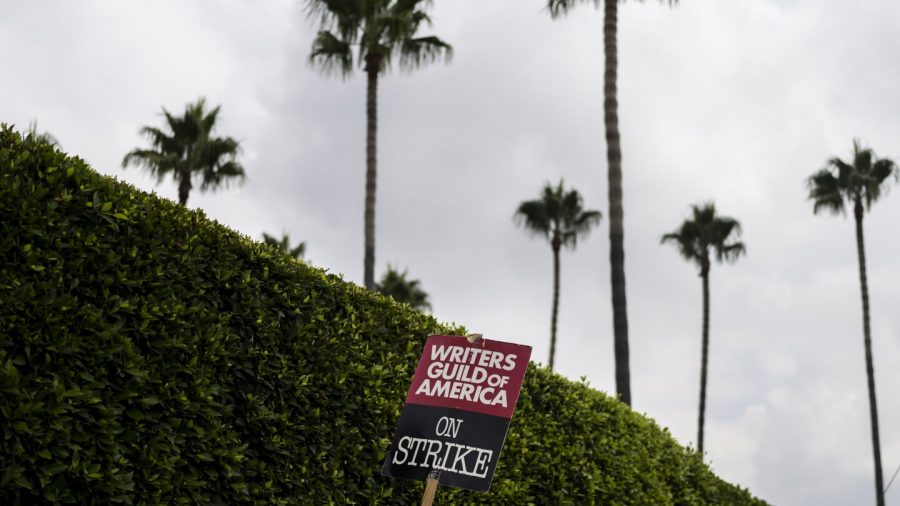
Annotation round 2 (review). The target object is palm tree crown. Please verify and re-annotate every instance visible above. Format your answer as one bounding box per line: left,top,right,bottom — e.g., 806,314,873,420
807,139,897,215
376,266,431,311
307,0,452,77
516,180,601,370
262,233,306,260
661,202,745,274
122,97,245,206
515,180,602,251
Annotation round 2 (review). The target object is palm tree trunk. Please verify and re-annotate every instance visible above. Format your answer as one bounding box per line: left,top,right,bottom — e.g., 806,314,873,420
550,240,561,370
698,265,710,455
363,58,380,290
178,171,191,206
604,0,630,406
854,199,884,506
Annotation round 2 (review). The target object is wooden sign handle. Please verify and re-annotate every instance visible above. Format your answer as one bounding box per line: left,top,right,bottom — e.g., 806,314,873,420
421,470,441,506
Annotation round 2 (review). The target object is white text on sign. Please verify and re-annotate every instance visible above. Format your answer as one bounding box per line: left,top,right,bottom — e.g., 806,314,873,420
414,345,521,408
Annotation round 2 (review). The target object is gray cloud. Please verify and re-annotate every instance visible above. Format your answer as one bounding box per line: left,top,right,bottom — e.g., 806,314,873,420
3,0,900,503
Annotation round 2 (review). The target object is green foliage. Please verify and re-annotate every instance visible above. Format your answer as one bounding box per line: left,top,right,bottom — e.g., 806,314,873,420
376,265,430,311
262,232,306,260
0,127,766,504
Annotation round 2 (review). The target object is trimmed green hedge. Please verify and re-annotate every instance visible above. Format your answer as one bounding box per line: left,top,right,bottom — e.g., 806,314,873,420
0,126,766,505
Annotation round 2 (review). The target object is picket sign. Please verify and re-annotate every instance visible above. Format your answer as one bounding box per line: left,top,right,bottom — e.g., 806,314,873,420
382,334,532,504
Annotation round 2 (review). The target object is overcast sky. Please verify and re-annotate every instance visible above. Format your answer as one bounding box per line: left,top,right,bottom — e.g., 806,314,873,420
4,0,900,503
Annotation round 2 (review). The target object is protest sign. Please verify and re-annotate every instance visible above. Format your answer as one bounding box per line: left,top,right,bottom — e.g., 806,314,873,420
382,335,532,493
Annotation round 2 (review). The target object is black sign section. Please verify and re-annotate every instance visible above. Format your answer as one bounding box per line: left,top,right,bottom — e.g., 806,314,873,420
382,404,510,492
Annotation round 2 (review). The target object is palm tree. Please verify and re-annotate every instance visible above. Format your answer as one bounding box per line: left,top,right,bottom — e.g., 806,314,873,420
122,98,245,206
547,0,675,406
807,140,897,506
376,265,431,311
306,0,451,290
262,233,306,260
515,180,602,370
661,202,745,455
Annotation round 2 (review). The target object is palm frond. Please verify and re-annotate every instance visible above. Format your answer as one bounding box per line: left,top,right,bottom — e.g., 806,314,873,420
514,200,552,239
198,102,221,135
711,216,741,242
573,209,602,233
376,265,431,311
304,0,362,39
863,157,897,209
392,0,432,12
661,227,701,263
199,159,245,191
717,241,746,263
289,243,307,259
263,233,306,260
562,208,601,248
410,36,443,65
871,158,898,184
121,149,179,183
310,30,355,78
806,168,846,216
546,0,597,19
201,136,241,163
136,126,181,156
853,139,873,174
380,8,430,42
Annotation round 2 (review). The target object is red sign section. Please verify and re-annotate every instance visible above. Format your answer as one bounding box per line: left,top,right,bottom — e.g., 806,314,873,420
405,335,531,419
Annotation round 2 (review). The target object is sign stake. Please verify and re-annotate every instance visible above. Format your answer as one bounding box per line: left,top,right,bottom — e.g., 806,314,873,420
421,469,440,506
